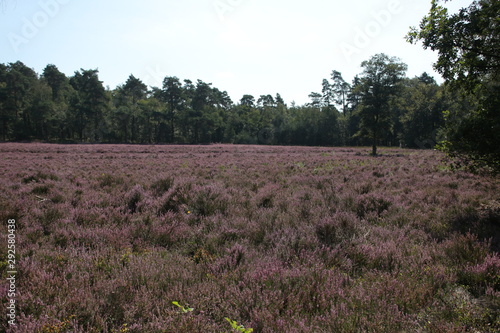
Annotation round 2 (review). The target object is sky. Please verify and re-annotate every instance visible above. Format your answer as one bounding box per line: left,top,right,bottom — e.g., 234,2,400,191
0,0,472,105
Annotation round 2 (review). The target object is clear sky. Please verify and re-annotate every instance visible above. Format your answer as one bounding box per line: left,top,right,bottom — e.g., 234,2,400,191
1,0,472,105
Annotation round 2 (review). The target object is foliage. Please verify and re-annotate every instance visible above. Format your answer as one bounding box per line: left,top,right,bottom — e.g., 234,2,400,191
355,54,408,156
396,74,445,148
69,69,109,142
172,301,254,332
408,0,500,173
407,0,499,91
172,301,194,314
225,318,254,333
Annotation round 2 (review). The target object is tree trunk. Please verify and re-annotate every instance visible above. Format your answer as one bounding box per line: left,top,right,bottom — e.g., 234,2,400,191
2,119,7,141
372,115,379,156
171,116,175,143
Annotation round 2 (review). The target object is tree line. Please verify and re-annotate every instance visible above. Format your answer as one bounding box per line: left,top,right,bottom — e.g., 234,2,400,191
1,0,498,171
0,55,467,150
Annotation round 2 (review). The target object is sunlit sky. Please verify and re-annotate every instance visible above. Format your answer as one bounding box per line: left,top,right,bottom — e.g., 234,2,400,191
1,0,472,105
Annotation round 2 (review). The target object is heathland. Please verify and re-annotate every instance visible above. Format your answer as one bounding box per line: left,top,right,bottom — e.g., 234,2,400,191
1,143,499,332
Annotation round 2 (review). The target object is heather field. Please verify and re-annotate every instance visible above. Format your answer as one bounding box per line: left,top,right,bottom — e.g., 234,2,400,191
1,143,500,333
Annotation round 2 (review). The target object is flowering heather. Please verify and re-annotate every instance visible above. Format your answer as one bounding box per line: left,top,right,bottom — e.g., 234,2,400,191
1,143,499,332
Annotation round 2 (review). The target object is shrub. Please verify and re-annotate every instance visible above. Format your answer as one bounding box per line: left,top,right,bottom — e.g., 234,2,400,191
125,185,145,214
2,143,499,332
460,254,500,296
355,194,392,219
316,212,359,246
443,233,489,267
157,185,190,215
97,173,124,188
191,184,229,217
150,177,174,197
22,171,59,184
31,185,51,195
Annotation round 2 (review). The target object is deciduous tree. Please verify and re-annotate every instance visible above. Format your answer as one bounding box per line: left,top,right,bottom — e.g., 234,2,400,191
408,0,500,172
356,54,407,156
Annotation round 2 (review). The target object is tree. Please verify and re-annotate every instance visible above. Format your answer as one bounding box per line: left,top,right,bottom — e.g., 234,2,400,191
396,76,445,148
240,95,255,108
356,54,408,156
230,95,256,143
184,80,227,143
123,75,148,103
308,92,322,107
417,72,437,85
321,79,334,108
257,95,275,108
331,71,351,115
112,75,148,142
273,93,290,144
1,62,40,140
42,64,69,101
289,106,321,146
408,0,499,91
347,76,362,113
124,75,148,142
0,64,10,140
41,65,76,140
69,69,109,141
161,76,183,142
24,79,54,140
275,93,285,106
408,0,500,172
345,76,363,145
318,106,341,146
137,97,163,143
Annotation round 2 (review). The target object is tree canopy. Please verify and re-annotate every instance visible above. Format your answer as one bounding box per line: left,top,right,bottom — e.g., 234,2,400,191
408,0,500,173
0,50,486,166
355,54,408,155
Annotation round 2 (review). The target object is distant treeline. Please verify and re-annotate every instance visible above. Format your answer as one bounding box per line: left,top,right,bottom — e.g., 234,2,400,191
0,57,470,148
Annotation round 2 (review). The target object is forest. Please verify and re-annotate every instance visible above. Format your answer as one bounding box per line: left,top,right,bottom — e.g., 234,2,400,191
0,56,460,149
